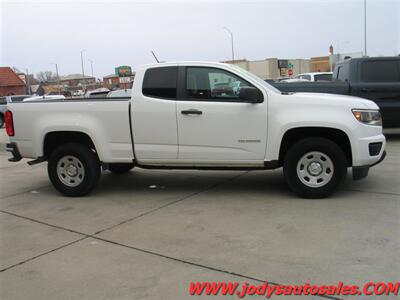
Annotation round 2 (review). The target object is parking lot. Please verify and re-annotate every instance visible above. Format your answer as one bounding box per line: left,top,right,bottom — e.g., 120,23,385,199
0,127,399,299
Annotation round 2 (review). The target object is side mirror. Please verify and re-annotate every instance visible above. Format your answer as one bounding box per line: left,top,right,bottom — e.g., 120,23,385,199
239,87,263,103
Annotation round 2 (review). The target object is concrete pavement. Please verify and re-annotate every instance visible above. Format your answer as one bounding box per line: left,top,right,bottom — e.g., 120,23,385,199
0,128,399,299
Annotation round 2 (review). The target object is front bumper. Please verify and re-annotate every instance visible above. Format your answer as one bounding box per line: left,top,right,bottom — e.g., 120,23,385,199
6,142,22,162
352,150,386,180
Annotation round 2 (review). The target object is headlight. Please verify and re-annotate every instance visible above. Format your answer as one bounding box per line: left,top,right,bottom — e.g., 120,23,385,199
352,109,382,126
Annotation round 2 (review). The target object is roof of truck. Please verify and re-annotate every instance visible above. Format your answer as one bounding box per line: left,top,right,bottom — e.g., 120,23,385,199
141,61,231,68
336,56,400,65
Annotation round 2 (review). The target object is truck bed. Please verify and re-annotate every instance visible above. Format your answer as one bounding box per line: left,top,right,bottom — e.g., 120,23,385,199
7,98,134,162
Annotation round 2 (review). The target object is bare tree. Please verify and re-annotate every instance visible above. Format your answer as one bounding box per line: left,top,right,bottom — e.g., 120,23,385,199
36,71,58,82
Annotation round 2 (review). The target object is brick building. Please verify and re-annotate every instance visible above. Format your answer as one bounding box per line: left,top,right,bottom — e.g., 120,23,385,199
0,67,26,96
103,73,135,90
60,74,96,87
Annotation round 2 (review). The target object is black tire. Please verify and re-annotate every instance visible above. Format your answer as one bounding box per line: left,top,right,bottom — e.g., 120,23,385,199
48,143,100,197
283,137,347,198
0,114,4,128
108,163,134,174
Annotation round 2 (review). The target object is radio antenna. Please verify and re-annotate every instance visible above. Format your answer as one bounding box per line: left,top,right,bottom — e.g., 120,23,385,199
151,51,160,63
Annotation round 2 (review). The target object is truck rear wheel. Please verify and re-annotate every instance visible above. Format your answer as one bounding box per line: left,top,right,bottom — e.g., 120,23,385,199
108,163,134,174
48,143,100,197
283,137,347,198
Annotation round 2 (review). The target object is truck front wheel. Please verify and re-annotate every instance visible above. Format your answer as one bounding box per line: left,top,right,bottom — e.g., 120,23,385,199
48,143,100,197
283,137,347,198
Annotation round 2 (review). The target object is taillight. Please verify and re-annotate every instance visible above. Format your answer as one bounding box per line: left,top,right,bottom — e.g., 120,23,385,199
5,110,14,136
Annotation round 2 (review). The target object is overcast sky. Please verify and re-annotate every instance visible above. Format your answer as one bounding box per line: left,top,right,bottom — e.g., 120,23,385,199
1,0,399,78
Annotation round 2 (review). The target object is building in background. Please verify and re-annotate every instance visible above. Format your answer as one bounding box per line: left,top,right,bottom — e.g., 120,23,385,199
59,74,98,95
103,74,120,89
310,56,331,72
103,65,135,90
223,45,365,79
223,58,310,79
0,67,26,96
60,74,96,87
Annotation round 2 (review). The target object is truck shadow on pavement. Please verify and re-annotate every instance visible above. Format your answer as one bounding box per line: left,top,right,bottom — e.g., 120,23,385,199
90,169,355,200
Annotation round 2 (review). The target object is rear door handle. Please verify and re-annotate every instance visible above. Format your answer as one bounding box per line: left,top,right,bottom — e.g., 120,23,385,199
181,109,202,115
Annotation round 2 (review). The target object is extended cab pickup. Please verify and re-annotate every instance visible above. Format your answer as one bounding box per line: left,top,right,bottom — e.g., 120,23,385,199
272,56,400,128
5,62,386,198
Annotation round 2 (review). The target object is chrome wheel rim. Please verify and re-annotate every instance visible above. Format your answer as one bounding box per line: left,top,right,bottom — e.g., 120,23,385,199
296,151,334,188
57,155,85,187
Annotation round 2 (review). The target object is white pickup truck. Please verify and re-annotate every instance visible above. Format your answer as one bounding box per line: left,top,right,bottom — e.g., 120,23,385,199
5,62,386,198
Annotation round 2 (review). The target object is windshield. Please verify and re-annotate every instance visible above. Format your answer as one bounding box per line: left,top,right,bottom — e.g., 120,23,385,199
230,65,281,94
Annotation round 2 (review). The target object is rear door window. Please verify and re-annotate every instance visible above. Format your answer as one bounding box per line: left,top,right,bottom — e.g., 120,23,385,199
142,67,178,99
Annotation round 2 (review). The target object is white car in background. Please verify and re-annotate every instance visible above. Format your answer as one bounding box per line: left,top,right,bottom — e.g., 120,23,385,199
85,88,110,98
280,78,310,83
107,89,132,98
23,95,66,102
293,72,333,82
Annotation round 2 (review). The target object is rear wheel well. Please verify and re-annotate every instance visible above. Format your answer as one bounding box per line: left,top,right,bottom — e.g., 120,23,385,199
43,131,97,158
279,127,352,166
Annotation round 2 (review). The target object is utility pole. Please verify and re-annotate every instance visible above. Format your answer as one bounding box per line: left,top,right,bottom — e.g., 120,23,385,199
51,63,61,94
25,68,31,95
88,59,94,77
223,27,235,64
80,49,86,76
80,49,87,93
364,0,367,56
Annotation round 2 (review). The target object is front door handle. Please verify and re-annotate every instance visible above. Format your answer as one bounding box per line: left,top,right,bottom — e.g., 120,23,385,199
181,109,202,115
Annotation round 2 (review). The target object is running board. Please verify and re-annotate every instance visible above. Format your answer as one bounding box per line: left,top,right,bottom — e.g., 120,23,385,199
27,157,46,166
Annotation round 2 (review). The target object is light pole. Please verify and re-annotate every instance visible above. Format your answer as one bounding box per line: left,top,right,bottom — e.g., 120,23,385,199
80,49,86,77
223,27,235,64
51,63,61,94
88,59,94,77
364,0,367,56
